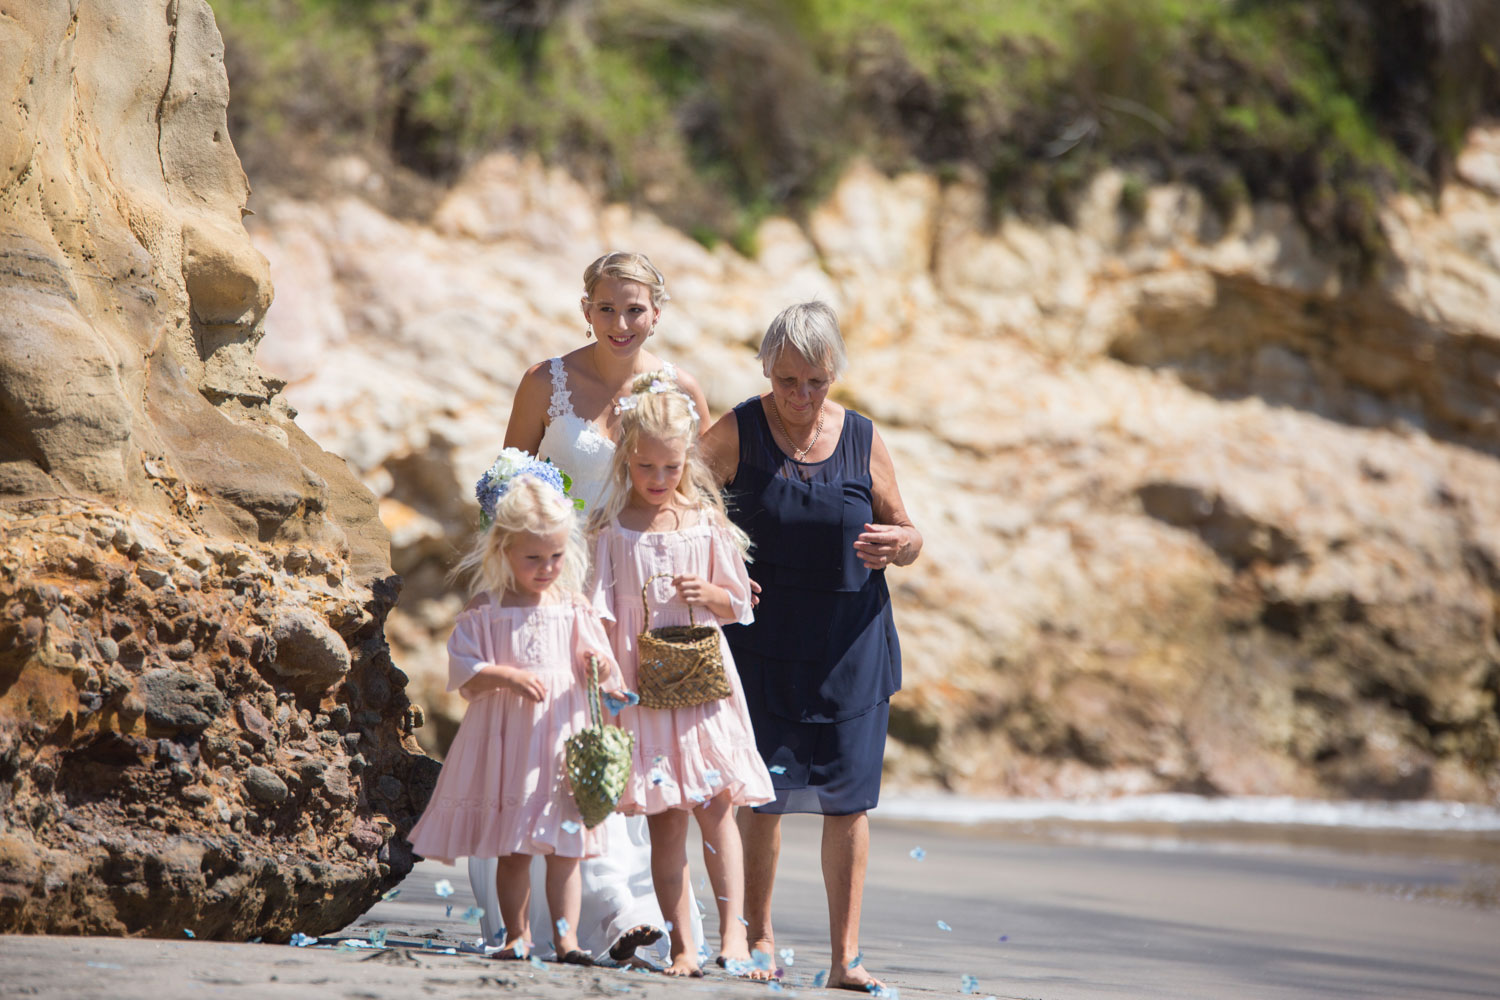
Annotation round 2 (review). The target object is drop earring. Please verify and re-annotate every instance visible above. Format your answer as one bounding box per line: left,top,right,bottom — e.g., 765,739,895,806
584,326,593,339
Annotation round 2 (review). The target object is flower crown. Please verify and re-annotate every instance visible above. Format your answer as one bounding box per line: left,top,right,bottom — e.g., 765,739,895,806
613,378,699,422
475,448,584,527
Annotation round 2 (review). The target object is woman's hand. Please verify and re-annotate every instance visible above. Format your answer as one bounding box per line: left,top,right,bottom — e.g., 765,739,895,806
865,426,922,569
854,523,914,570
672,573,734,620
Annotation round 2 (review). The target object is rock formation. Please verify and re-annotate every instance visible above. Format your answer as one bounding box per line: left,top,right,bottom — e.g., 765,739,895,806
0,1,436,937
251,135,1500,806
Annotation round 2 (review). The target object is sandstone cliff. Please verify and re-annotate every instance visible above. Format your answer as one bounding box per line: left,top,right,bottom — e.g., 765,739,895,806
0,1,435,937
252,137,1500,806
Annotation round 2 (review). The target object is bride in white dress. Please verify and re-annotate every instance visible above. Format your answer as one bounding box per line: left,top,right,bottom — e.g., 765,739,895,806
468,251,712,966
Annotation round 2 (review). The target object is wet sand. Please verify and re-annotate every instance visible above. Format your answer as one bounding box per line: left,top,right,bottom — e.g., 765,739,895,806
3,813,1497,999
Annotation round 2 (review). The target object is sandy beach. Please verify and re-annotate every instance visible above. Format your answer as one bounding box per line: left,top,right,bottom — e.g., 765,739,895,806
3,811,1497,1000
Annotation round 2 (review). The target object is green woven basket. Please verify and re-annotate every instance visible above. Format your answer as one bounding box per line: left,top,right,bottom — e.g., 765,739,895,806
565,653,636,828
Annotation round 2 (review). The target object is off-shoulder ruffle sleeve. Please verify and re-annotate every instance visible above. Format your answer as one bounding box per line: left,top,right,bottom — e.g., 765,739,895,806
445,608,494,695
708,520,755,627
571,599,625,694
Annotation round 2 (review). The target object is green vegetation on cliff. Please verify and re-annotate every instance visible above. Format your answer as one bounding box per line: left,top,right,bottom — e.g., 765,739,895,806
218,0,1499,269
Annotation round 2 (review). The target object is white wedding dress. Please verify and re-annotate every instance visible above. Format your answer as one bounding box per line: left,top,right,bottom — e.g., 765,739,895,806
468,358,704,965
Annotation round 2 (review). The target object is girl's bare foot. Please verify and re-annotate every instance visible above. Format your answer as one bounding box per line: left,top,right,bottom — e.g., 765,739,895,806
716,937,775,981
490,937,530,961
662,953,704,978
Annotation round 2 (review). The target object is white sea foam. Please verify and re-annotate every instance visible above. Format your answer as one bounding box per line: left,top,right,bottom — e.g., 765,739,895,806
878,793,1500,832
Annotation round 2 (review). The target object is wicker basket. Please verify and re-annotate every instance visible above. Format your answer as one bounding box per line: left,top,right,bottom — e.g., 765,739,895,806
564,653,636,828
636,571,732,710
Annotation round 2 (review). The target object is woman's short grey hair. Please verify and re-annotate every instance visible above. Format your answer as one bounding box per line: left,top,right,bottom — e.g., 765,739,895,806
756,301,848,379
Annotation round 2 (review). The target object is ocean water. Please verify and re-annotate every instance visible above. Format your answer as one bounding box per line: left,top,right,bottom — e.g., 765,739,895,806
879,793,1500,832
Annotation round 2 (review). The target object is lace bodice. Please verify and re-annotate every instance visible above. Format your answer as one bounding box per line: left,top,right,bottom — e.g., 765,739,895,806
536,357,677,511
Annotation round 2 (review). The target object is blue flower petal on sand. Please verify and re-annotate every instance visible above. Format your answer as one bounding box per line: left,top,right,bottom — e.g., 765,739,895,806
289,932,316,947
370,929,388,948
461,906,485,923
812,971,828,988
561,819,582,835
434,879,454,898
998,935,1009,943
529,954,548,971
445,905,453,917
183,929,195,938
909,846,925,861
779,947,795,967
937,920,952,932
960,974,979,994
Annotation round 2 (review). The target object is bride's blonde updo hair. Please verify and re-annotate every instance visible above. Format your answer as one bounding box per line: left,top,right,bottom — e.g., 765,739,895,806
590,371,750,556
583,251,670,308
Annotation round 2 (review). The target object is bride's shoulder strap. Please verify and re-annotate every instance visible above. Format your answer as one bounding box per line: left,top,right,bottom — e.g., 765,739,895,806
546,357,572,420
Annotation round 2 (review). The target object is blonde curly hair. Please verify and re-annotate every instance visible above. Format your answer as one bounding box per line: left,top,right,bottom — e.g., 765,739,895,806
451,475,588,602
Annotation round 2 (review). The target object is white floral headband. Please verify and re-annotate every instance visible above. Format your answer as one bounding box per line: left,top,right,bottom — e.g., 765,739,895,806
613,379,699,421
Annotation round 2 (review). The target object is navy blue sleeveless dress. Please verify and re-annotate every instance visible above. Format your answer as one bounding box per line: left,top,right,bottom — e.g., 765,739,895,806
723,398,901,815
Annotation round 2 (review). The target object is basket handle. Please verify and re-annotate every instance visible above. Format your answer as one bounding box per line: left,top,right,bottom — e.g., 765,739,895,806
641,571,699,627
585,652,603,728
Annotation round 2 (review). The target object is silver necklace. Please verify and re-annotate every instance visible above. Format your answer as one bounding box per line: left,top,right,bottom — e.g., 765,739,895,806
769,397,824,461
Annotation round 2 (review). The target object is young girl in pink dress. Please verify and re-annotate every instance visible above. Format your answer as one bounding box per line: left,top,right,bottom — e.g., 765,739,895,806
408,457,625,965
588,373,775,977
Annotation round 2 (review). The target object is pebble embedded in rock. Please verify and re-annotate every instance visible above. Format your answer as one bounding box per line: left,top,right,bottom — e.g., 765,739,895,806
141,668,224,734
181,785,213,804
244,765,289,805
376,775,403,801
267,608,352,694
136,564,171,589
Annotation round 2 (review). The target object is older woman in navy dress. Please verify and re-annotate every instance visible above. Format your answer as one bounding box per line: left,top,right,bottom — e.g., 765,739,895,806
702,301,922,992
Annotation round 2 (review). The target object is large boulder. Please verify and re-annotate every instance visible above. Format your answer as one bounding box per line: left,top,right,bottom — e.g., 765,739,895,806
0,1,436,939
